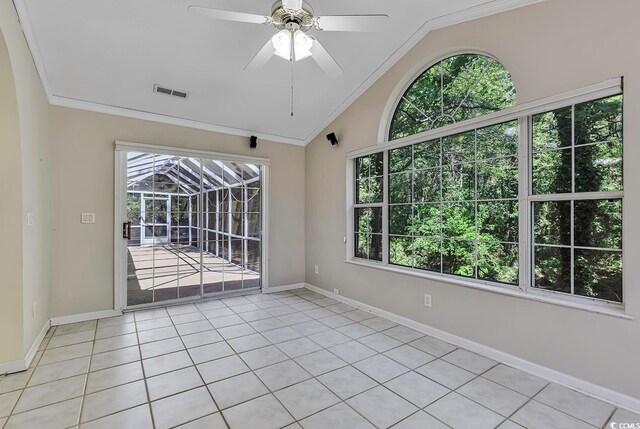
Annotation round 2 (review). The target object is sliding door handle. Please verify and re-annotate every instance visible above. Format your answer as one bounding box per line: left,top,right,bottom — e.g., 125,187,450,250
123,221,132,240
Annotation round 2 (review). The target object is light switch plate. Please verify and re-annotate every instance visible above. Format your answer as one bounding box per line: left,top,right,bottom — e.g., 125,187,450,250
81,213,96,224
27,212,35,227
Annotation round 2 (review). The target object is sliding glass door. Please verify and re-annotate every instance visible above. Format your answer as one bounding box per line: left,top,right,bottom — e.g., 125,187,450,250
122,150,264,308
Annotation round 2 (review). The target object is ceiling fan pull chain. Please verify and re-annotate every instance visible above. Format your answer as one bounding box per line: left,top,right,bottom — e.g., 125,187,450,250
291,56,295,117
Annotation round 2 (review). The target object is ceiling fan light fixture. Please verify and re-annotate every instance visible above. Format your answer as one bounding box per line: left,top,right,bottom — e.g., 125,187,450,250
293,30,313,61
272,29,292,60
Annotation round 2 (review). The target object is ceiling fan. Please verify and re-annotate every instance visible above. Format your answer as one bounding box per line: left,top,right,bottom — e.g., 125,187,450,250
188,0,389,78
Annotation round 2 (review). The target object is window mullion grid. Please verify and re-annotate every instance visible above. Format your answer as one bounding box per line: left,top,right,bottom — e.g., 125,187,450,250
519,116,531,292
382,151,390,265
439,137,444,274
570,105,576,296
474,129,479,280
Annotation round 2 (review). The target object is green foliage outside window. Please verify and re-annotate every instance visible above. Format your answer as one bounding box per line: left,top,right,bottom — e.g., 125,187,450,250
390,54,516,140
387,120,519,284
358,50,623,303
532,95,623,302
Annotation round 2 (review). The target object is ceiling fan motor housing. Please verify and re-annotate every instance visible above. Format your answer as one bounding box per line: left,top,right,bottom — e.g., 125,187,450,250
271,0,315,31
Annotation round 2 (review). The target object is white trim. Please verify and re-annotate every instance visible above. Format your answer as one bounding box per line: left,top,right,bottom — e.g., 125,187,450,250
115,141,271,166
13,0,544,147
261,165,271,290
262,283,305,294
24,321,50,368
0,320,50,375
114,150,127,312
304,283,640,413
50,310,123,327
361,77,622,158
0,359,27,375
343,259,631,319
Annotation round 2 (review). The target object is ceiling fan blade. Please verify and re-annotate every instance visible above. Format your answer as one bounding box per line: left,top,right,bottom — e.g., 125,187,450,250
244,38,275,71
282,0,303,11
314,14,389,32
309,38,343,78
188,6,270,25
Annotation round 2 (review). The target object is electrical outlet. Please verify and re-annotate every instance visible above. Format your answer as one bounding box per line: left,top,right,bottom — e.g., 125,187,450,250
27,212,35,227
333,288,340,295
424,294,432,308
314,265,319,274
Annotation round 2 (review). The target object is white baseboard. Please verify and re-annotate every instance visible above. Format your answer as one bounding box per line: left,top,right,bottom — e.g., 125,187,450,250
304,283,640,414
0,319,50,375
50,309,122,326
24,320,50,368
263,283,306,294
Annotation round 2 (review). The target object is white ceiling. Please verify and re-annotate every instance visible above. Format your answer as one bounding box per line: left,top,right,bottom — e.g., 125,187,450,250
17,0,539,145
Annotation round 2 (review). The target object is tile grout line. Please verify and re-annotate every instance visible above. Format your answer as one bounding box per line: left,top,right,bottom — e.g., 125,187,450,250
2,290,626,429
75,320,99,427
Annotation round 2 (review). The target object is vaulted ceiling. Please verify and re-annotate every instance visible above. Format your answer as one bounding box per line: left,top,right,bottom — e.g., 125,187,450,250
16,0,541,145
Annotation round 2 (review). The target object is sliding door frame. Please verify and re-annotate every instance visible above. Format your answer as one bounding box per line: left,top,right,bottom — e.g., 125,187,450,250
114,141,271,311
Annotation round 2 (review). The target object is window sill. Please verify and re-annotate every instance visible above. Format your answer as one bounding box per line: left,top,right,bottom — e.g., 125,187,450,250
344,259,633,320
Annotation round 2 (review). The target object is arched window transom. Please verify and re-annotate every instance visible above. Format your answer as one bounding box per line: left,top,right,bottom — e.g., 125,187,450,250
389,53,516,140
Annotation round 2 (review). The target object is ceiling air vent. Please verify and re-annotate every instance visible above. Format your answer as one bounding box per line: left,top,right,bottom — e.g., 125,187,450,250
153,84,189,99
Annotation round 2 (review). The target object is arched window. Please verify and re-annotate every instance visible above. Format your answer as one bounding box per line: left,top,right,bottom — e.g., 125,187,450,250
389,53,516,140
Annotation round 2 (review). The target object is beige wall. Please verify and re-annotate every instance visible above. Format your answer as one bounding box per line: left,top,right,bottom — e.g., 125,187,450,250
0,0,51,362
305,0,640,399
0,24,25,364
49,107,305,318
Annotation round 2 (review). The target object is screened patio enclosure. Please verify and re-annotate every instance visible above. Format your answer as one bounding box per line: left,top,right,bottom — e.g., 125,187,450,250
125,151,262,307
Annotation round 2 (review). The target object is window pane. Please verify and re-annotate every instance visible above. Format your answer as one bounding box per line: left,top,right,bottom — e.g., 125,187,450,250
414,237,441,272
574,199,622,249
389,54,515,140
389,205,411,236
532,149,572,195
413,168,440,203
355,233,369,259
477,156,518,200
476,121,518,159
442,203,475,239
533,201,571,245
247,188,261,212
574,249,622,302
477,241,518,284
442,131,475,165
477,201,518,243
370,234,383,261
442,239,475,278
414,140,440,169
413,204,441,237
356,153,383,178
574,95,622,145
442,163,475,201
355,207,382,234
389,146,412,173
356,176,383,204
534,245,571,293
532,107,572,152
575,141,623,192
389,172,411,204
389,236,412,267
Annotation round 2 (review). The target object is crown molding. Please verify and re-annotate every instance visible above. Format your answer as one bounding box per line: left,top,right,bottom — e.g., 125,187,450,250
50,95,308,147
13,0,545,147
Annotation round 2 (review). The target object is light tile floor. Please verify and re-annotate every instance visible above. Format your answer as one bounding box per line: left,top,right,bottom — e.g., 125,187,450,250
0,288,638,429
